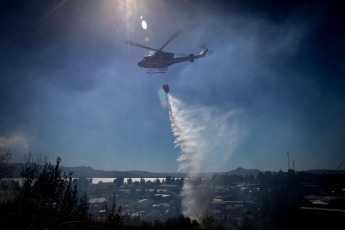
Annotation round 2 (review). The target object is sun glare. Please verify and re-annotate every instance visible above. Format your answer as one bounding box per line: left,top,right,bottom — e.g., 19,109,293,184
141,19,148,30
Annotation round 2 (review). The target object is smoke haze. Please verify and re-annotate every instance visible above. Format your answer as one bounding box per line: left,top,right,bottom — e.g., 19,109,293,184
0,135,29,153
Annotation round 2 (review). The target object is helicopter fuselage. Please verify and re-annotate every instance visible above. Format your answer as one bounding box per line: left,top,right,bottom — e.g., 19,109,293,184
137,51,175,68
137,49,208,69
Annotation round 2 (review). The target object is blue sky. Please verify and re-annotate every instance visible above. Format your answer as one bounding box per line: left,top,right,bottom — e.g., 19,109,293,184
1,0,344,172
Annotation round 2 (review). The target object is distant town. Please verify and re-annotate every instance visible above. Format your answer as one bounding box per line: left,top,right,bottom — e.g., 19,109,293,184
1,158,345,229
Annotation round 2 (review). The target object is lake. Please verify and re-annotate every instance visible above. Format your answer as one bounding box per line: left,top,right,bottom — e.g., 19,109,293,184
1,177,178,185
91,178,167,184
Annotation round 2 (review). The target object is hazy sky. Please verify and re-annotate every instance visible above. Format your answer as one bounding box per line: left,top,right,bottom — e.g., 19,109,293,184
1,0,344,172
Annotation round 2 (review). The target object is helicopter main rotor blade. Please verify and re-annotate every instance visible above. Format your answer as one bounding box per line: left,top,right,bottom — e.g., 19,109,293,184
125,40,160,52
158,29,183,51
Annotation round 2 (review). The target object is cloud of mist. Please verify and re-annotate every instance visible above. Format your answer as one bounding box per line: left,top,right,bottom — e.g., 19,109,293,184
168,94,244,218
0,135,29,154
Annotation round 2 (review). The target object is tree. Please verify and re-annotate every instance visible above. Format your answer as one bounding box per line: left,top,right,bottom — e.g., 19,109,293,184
165,215,198,230
20,153,41,203
0,148,12,179
199,211,215,230
77,176,91,193
153,219,164,229
154,178,161,185
8,155,90,229
165,176,173,184
103,194,124,228
77,192,90,219
113,176,124,186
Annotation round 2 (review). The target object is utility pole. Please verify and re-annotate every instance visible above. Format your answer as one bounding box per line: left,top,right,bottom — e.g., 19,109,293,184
292,160,295,171
287,152,290,170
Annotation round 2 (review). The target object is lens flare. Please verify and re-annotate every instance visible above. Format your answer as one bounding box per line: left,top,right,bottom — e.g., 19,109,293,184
141,20,148,30
158,89,168,108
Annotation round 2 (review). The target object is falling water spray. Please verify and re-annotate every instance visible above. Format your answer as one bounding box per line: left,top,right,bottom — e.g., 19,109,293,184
167,94,242,219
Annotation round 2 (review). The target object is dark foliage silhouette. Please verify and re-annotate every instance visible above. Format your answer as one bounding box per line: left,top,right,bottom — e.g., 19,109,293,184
0,155,90,229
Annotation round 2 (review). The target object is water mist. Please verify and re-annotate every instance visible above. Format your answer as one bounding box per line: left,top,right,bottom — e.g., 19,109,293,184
167,94,242,219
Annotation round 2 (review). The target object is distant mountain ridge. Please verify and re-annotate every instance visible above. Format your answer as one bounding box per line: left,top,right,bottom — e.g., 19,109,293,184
62,166,186,178
224,167,261,176
7,164,186,178
6,164,345,178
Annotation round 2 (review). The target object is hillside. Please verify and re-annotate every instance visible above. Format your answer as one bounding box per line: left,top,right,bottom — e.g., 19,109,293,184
6,164,345,178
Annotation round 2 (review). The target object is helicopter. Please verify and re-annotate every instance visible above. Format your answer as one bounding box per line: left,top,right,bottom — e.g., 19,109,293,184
125,30,208,74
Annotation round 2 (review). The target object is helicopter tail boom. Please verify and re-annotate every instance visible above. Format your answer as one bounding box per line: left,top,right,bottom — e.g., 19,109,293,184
172,48,208,64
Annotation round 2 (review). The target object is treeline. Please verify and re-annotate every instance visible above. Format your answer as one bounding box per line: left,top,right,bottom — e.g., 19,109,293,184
0,155,90,229
189,170,345,188
0,155,208,230
112,175,184,187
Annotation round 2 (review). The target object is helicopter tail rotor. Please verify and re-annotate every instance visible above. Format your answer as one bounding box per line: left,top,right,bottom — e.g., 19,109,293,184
199,48,208,57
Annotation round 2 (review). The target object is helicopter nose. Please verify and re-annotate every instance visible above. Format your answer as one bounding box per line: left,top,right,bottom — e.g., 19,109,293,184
137,61,143,67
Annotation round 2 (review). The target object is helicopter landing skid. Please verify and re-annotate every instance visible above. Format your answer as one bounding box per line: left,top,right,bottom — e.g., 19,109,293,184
147,68,168,74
